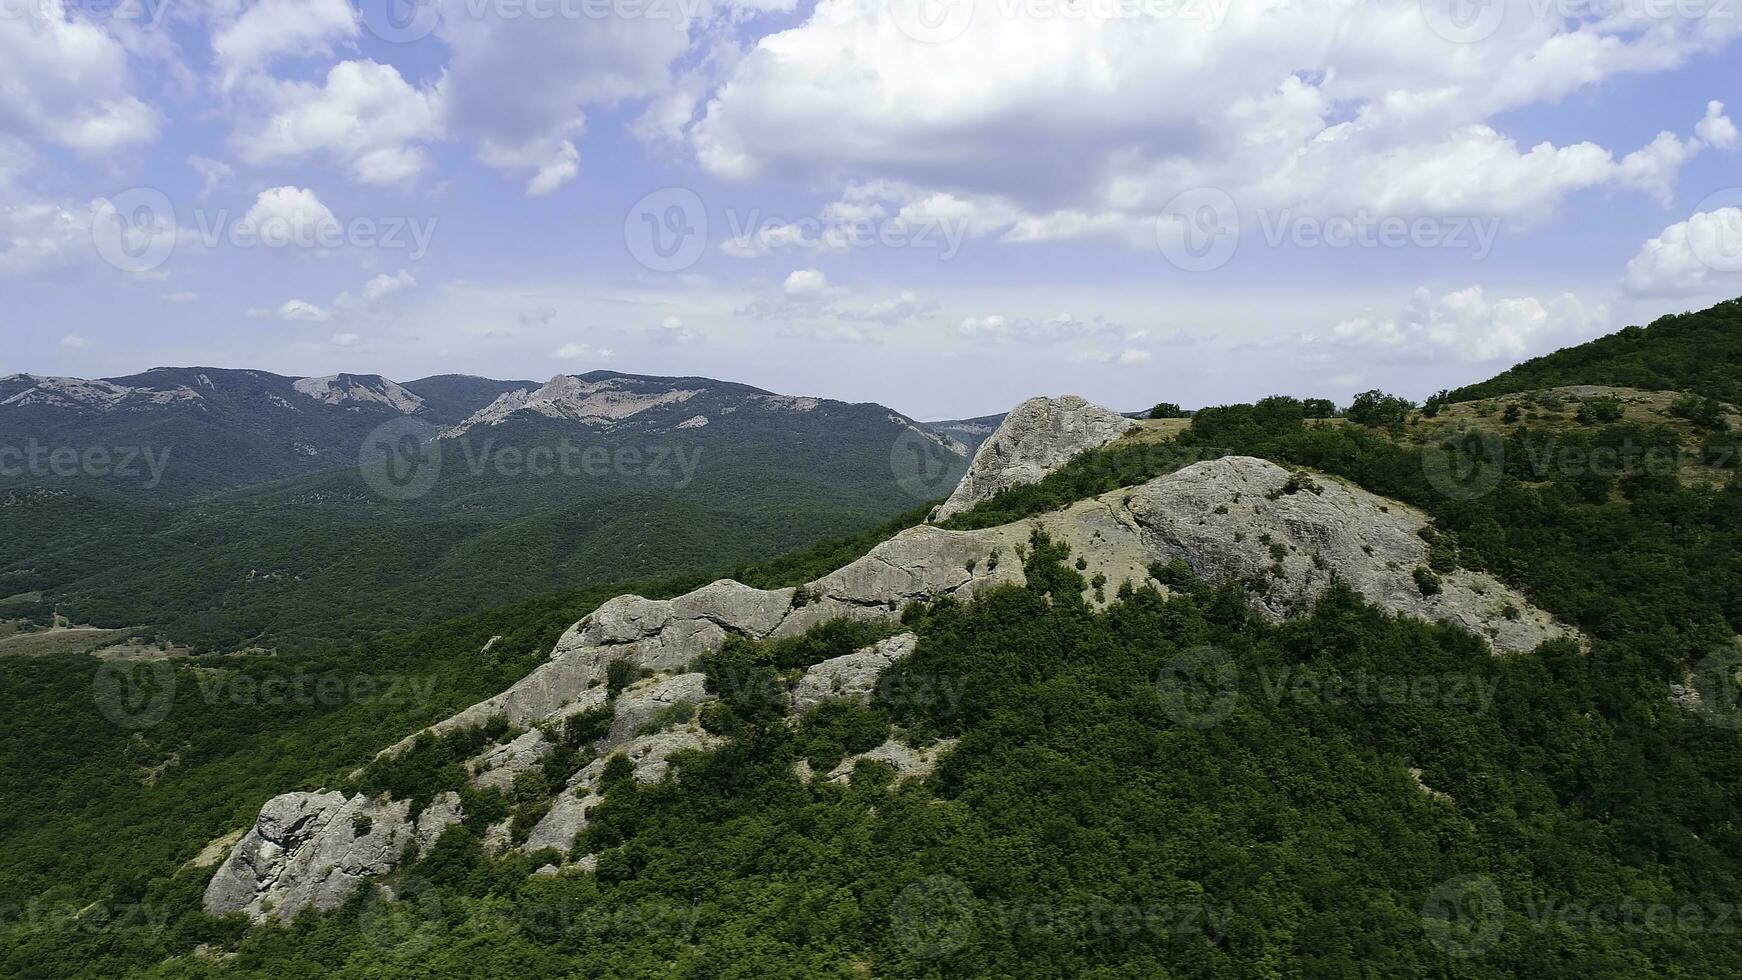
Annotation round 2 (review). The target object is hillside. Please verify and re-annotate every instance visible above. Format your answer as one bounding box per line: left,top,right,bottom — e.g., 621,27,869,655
1449,297,1742,405
0,371,967,652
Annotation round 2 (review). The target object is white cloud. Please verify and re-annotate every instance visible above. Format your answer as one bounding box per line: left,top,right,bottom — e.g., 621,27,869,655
436,0,691,194
1694,100,1739,151
249,299,331,321
0,0,157,154
1324,286,1609,363
555,342,614,359
784,268,828,295
59,334,91,349
0,202,90,275
238,186,340,249
235,61,444,185
188,156,234,198
337,269,417,309
1118,349,1153,365
1621,208,1742,298
330,332,361,347
212,0,359,89
653,315,701,344
692,1,1741,243
161,291,198,303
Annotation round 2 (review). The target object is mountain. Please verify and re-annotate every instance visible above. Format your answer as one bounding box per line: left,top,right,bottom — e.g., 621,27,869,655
1449,296,1742,405
921,413,1006,453
0,368,469,500
9,305,1742,977
0,369,968,652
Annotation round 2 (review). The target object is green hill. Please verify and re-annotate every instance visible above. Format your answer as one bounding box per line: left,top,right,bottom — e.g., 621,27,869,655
1449,297,1742,405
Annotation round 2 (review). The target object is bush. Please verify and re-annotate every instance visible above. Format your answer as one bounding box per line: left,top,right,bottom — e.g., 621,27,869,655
1346,389,1416,429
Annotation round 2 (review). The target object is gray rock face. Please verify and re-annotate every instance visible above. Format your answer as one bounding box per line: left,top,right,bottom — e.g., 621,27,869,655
824,738,958,785
790,633,918,715
933,395,1136,521
520,729,723,855
604,673,710,748
203,791,459,923
469,730,553,792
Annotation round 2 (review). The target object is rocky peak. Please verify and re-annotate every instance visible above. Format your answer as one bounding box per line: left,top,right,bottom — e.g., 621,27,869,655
446,373,709,436
291,374,426,414
932,395,1136,521
0,374,203,411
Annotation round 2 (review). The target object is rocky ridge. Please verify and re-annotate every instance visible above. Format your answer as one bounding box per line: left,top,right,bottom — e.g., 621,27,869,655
933,395,1137,520
203,396,1577,924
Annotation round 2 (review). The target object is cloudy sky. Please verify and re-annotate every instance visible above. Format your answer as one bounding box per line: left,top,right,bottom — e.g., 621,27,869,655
3,0,1742,419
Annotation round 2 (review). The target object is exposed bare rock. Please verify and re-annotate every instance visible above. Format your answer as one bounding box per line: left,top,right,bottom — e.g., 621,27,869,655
290,374,425,413
0,375,203,411
469,730,553,792
416,793,465,850
604,673,710,748
520,730,723,855
933,395,1136,521
203,791,450,923
1409,767,1455,805
447,374,703,436
825,738,958,785
790,633,918,715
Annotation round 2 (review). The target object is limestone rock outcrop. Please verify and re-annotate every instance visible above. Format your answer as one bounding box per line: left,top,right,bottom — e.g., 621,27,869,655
790,633,919,715
202,791,460,923
933,395,1136,520
521,729,724,855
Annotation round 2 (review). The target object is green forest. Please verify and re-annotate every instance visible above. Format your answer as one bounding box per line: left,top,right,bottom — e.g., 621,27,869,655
5,304,1742,977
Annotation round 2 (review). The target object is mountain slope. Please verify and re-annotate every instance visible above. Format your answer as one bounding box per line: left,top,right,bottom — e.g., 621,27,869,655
1448,297,1742,404
0,370,967,651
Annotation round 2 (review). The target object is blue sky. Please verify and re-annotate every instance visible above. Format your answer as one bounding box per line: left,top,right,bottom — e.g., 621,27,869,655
3,0,1742,419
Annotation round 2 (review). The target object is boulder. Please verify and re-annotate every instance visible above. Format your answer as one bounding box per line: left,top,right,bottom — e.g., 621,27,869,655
933,395,1136,520
203,791,458,923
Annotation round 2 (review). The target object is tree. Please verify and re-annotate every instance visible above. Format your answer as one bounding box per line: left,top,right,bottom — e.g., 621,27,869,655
1302,398,1336,418
1345,390,1416,429
1148,402,1188,419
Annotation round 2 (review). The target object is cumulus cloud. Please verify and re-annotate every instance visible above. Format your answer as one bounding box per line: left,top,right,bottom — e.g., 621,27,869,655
212,0,358,89
337,269,417,309
1621,208,1742,298
234,61,444,185
59,334,91,349
0,0,157,154
0,202,91,275
784,268,828,295
238,186,340,249
691,1,1741,244
556,342,614,359
1323,286,1609,363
